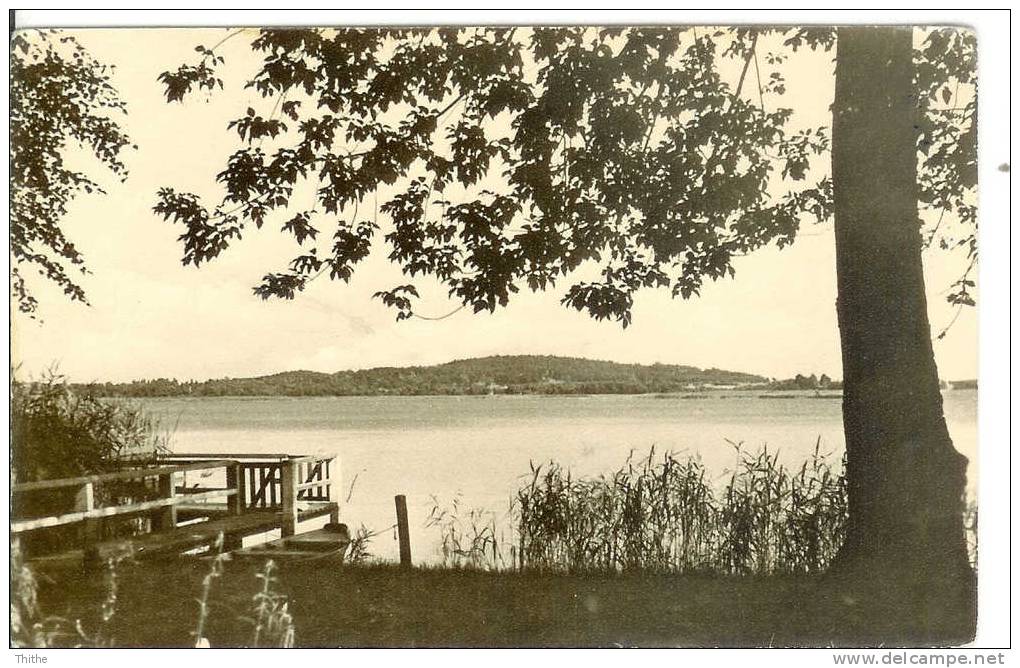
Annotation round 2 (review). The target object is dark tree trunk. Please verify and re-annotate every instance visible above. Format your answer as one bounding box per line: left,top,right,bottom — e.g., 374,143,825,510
830,27,974,636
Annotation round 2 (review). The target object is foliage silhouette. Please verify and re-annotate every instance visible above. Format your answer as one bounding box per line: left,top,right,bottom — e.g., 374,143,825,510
153,27,973,321
154,27,835,325
11,31,133,315
152,26,978,638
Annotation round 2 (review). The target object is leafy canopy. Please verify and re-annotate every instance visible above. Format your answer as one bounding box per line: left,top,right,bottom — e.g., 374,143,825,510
154,27,833,326
153,27,974,326
11,31,134,315
914,28,978,313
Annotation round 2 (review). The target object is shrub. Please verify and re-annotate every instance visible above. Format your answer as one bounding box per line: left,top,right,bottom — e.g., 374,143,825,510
11,370,169,555
12,370,167,483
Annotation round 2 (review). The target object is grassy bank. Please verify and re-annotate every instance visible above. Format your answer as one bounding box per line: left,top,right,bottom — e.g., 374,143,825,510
14,444,976,648
28,557,974,648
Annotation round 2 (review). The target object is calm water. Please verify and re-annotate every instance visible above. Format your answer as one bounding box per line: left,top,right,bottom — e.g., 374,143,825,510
135,391,978,561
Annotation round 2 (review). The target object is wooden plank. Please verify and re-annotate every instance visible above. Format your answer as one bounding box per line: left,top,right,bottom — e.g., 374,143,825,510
77,483,102,550
285,455,321,466
226,463,244,515
182,500,336,522
87,503,339,563
280,460,298,537
153,473,177,531
163,453,297,461
232,527,351,561
247,466,258,508
330,458,341,525
230,549,346,561
76,482,95,512
12,488,237,533
267,466,276,507
90,511,282,562
13,460,237,493
157,498,336,522
253,466,267,507
177,504,230,522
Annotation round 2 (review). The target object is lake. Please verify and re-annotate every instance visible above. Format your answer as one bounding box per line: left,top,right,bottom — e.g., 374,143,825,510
135,390,978,562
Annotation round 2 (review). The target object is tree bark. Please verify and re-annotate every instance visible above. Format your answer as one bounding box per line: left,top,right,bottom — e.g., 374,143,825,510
830,26,974,633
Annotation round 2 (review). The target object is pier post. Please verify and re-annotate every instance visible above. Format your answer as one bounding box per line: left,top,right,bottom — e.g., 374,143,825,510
77,482,102,571
281,460,298,537
226,463,244,516
329,457,341,525
77,482,101,544
395,494,411,568
154,473,177,531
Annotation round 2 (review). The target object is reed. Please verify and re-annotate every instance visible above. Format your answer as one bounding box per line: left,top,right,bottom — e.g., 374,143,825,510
10,539,69,647
509,442,966,576
12,535,303,648
714,440,847,574
515,447,720,574
192,533,227,647
251,560,295,648
426,494,512,570
90,549,133,646
10,539,134,647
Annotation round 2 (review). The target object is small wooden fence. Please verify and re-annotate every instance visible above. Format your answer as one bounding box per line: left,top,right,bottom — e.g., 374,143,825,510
11,453,340,563
161,453,339,535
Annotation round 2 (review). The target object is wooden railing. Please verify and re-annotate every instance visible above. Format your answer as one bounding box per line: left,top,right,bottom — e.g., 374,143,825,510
12,453,340,545
161,453,339,536
11,459,240,536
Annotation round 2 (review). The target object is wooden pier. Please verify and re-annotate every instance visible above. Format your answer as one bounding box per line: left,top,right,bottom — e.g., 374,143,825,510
11,453,348,568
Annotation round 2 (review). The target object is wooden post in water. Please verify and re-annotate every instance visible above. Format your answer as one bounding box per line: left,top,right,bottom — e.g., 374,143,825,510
395,494,411,568
281,459,298,537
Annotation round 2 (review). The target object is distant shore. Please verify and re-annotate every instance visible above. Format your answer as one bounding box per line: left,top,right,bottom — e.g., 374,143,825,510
93,387,978,401
37,355,972,399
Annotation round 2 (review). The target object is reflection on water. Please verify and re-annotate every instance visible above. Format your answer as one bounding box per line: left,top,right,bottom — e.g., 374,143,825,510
133,390,977,562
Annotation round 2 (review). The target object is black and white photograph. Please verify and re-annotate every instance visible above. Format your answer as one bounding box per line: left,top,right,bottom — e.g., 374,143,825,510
7,8,1012,656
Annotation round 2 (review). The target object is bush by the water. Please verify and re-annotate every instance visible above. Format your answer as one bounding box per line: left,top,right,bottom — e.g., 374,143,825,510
12,370,167,483
11,371,170,554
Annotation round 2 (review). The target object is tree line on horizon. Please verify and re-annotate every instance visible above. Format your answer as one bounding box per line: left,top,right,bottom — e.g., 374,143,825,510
50,355,847,398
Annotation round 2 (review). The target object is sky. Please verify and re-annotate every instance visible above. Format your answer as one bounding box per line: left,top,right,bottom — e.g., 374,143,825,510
10,27,978,384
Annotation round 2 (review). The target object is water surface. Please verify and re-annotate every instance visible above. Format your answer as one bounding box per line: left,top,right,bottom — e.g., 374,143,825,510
134,391,977,561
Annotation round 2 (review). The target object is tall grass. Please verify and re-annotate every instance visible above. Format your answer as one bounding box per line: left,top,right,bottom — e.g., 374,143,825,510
714,440,847,574
10,540,70,647
516,443,847,575
10,535,299,648
512,442,978,576
250,560,295,648
964,500,978,571
12,370,169,484
426,494,513,570
401,441,982,577
10,539,133,647
515,447,719,573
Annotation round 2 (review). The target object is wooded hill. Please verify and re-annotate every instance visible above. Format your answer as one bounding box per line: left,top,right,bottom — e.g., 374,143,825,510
77,355,769,397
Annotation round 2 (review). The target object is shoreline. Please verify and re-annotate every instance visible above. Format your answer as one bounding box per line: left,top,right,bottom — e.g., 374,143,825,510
99,388,980,400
